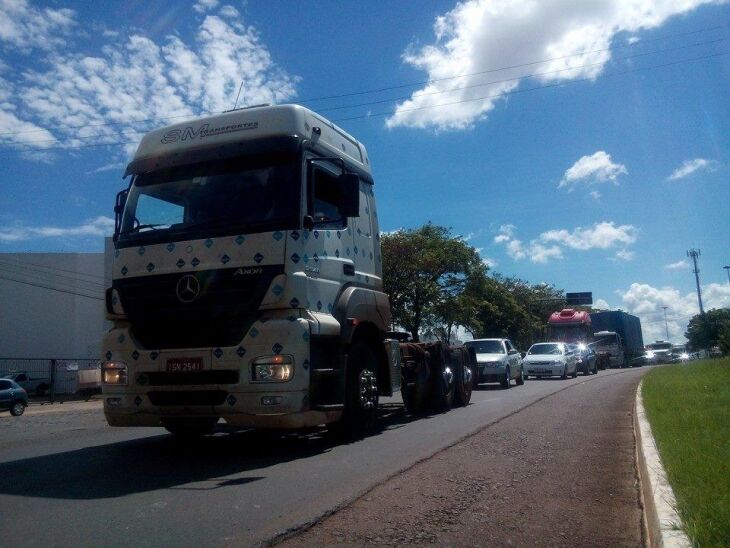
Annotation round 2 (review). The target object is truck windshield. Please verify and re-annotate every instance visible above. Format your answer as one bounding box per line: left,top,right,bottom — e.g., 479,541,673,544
465,340,505,354
118,153,299,245
594,335,618,346
548,324,588,342
647,342,672,351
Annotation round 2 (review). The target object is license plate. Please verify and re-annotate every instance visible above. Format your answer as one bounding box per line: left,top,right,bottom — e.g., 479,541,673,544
166,358,204,373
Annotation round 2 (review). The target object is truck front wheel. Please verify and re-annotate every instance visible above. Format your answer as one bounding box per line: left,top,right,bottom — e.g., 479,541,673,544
343,340,379,430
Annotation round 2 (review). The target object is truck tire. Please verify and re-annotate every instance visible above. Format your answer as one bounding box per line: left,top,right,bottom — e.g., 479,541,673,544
401,348,431,415
10,401,26,416
516,366,525,386
453,359,473,407
163,418,217,438
501,366,511,389
342,340,380,429
432,358,456,411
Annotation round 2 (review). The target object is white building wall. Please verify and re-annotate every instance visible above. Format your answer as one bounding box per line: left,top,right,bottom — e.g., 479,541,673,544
0,251,110,359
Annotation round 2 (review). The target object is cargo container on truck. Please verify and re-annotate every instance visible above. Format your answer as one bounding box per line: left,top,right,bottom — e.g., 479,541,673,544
101,104,474,436
590,311,644,368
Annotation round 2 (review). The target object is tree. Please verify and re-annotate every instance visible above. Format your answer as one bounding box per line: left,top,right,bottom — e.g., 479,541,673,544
685,308,730,350
381,224,486,342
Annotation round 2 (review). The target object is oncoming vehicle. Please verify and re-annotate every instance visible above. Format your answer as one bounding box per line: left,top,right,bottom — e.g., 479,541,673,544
646,341,673,364
522,342,577,379
568,343,598,375
463,338,524,389
0,379,28,416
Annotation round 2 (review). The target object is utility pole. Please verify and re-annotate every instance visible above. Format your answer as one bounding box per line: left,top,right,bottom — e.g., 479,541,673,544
686,249,704,315
724,265,730,285
662,306,670,340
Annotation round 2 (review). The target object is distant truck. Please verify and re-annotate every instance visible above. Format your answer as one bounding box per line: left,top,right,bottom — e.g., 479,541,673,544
547,309,592,343
590,311,644,368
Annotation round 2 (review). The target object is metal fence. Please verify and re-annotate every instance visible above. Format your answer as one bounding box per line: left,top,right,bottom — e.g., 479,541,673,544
0,358,101,402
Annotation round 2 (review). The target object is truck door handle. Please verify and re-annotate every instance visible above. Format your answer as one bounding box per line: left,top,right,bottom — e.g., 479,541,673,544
343,264,355,276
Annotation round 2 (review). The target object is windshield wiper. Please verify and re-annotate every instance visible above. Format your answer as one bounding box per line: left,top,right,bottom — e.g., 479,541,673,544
119,223,166,235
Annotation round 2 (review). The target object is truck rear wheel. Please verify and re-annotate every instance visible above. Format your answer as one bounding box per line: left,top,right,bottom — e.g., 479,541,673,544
342,340,379,430
432,359,456,411
453,359,473,407
401,352,431,415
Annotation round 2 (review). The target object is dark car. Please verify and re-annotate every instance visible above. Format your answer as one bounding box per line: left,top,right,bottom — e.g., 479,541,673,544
0,379,29,416
568,344,598,375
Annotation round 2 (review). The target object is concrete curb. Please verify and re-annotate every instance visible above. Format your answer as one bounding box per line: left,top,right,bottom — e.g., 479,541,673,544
634,380,692,547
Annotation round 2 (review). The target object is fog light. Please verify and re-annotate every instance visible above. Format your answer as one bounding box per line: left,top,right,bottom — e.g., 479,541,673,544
106,397,122,407
102,361,128,385
261,396,282,406
252,355,294,382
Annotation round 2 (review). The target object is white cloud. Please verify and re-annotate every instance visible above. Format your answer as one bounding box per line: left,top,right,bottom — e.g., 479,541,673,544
594,298,610,309
386,0,723,130
590,190,601,201
617,282,730,343
540,221,637,250
495,221,637,263
0,0,76,53
667,158,718,180
219,5,240,18
0,216,114,242
615,249,635,261
0,7,297,158
559,151,627,190
193,0,220,14
482,256,497,268
665,259,689,270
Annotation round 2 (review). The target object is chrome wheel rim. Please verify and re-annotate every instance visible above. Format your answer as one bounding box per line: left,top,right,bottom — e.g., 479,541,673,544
358,369,378,410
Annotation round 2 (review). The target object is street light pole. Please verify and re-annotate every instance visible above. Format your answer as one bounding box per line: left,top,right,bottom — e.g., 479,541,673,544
686,249,704,315
662,306,670,340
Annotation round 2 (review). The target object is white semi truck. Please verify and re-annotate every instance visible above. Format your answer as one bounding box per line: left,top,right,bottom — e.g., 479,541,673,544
102,104,474,436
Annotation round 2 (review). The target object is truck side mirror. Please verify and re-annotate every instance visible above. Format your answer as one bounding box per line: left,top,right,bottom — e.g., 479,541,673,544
113,189,128,241
338,173,360,218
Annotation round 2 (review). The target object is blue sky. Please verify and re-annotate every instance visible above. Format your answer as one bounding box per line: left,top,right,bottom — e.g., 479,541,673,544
0,0,729,342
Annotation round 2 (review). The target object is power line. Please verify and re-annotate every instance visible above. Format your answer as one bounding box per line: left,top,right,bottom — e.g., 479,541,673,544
0,22,727,140
0,262,106,290
1,48,728,154
331,49,730,123
0,265,105,295
0,273,103,301
0,257,107,281
316,36,730,115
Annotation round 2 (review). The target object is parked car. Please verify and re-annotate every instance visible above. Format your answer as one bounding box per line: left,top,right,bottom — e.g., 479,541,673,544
1,372,51,396
0,379,28,416
523,342,578,379
463,338,524,389
568,343,598,375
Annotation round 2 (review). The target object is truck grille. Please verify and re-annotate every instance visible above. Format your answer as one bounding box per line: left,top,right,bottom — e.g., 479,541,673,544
139,370,239,386
147,390,228,406
114,265,284,349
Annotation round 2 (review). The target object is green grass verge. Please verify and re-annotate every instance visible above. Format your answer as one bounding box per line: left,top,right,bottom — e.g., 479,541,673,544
642,358,730,547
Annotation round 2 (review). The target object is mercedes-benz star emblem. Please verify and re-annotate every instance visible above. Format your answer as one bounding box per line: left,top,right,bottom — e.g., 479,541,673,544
176,274,200,303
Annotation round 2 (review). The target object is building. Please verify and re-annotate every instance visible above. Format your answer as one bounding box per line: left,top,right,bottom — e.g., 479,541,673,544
0,249,110,359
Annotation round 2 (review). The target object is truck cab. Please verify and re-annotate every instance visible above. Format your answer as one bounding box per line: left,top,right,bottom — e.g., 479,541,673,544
102,105,398,434
592,330,625,368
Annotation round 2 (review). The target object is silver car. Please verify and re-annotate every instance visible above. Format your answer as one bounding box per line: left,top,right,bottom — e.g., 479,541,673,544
464,338,524,389
523,342,578,380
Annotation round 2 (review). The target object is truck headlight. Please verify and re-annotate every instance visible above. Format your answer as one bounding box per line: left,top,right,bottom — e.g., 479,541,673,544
646,351,655,359
102,361,128,385
252,355,294,382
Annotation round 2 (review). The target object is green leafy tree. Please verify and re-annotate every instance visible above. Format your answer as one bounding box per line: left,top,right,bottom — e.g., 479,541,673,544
718,321,730,356
381,224,486,342
685,308,730,350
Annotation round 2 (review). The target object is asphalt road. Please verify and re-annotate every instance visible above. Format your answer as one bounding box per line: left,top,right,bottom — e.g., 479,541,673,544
0,367,647,547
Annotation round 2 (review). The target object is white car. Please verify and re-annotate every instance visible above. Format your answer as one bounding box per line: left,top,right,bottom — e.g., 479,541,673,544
463,338,524,389
523,342,578,380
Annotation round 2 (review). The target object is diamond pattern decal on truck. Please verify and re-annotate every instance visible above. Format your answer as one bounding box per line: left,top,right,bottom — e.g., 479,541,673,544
249,327,259,338
204,239,214,248
289,297,300,308
121,266,128,276
106,351,112,360
290,231,300,241
117,334,125,343
150,352,159,360
137,246,146,256
221,254,230,264
254,253,264,263
313,230,319,239
214,347,223,359
291,253,300,264
272,284,284,296
132,350,139,360
273,231,283,241
235,235,245,245
272,343,283,354
191,257,200,267
146,262,155,272
166,243,175,252
236,346,246,357
176,259,185,268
